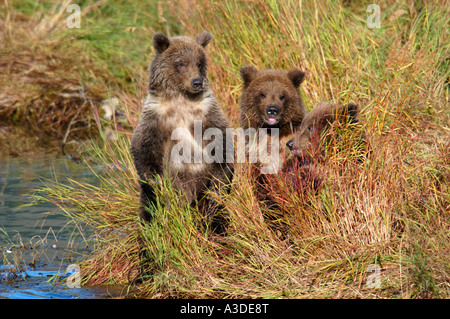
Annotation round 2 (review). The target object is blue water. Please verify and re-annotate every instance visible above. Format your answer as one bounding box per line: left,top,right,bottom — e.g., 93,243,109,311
0,265,121,298
0,155,123,298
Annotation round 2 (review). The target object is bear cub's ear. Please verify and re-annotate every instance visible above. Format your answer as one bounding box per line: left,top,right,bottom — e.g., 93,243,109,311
287,69,306,88
196,31,214,48
339,103,359,124
240,66,258,88
153,32,170,54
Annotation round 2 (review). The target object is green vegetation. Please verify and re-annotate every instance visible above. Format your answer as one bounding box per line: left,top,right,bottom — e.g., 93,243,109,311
3,0,448,298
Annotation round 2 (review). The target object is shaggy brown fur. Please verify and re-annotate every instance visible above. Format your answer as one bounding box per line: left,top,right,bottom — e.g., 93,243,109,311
131,32,233,231
238,67,307,173
237,67,306,239
239,66,306,138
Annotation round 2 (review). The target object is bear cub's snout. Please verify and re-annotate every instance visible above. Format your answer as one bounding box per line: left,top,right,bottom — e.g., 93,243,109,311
266,105,280,125
191,77,203,91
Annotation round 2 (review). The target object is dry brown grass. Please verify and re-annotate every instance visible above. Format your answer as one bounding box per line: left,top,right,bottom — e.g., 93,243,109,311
0,3,108,146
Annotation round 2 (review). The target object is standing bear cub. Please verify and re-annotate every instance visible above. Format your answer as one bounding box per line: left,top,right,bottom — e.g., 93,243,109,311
239,66,307,173
131,32,233,229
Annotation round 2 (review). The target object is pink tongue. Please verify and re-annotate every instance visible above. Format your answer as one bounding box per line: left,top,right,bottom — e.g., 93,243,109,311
267,118,276,124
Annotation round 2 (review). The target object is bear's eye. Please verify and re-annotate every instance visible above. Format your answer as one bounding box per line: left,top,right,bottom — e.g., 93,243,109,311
307,125,313,133
259,93,266,99
280,94,285,101
179,62,186,69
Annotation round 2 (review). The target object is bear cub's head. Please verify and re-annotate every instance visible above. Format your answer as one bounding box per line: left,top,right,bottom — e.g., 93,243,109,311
286,102,359,160
149,32,213,98
239,66,306,135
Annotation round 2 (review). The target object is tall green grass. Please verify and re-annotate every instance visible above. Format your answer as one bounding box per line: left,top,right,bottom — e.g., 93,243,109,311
25,0,450,298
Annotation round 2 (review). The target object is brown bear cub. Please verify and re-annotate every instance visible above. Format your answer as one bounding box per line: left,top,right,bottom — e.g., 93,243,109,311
285,102,360,164
131,32,233,232
239,66,307,173
283,101,365,191
238,67,306,240
264,102,362,240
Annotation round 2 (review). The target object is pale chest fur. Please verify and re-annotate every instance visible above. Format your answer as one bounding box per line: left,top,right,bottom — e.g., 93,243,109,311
142,93,214,175
144,94,211,128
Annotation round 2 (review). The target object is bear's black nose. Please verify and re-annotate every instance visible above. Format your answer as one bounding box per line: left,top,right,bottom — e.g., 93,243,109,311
286,139,294,151
191,78,203,90
266,105,279,116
